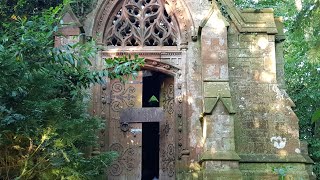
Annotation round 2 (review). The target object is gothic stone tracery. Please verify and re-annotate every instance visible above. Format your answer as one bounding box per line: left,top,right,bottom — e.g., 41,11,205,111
104,0,179,46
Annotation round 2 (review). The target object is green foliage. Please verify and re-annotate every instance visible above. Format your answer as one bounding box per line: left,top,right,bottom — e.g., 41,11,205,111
0,0,62,17
0,1,144,179
272,166,291,180
0,0,97,22
106,55,144,82
235,0,320,177
312,109,320,123
69,0,98,20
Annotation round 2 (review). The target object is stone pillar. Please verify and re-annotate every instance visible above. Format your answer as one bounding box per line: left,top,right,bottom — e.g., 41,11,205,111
228,21,309,179
199,4,242,179
176,44,193,174
180,36,204,180
275,18,286,90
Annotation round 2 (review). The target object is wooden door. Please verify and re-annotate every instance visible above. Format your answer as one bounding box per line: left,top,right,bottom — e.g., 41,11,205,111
159,76,175,179
107,72,143,180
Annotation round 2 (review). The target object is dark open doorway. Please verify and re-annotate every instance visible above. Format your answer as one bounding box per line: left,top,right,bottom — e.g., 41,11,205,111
142,70,162,180
142,123,159,180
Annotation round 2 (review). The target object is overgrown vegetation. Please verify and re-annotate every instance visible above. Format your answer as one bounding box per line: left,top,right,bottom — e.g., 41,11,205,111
0,0,96,21
0,1,144,179
235,0,320,177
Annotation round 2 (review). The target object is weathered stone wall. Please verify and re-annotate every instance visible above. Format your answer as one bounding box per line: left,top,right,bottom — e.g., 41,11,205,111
275,18,286,90
198,4,242,179
228,22,309,179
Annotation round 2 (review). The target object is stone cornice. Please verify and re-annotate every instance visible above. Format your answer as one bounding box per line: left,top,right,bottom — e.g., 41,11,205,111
216,0,278,34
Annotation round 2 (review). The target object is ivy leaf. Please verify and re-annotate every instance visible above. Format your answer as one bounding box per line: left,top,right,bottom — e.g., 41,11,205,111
0,44,4,52
312,109,320,123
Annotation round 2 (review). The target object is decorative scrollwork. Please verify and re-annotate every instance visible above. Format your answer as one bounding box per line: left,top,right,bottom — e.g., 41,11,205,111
112,82,124,93
111,81,136,112
110,143,124,153
109,162,123,176
161,144,175,177
111,99,123,112
127,86,136,94
162,84,174,114
123,148,135,171
162,122,171,136
168,161,175,177
105,0,178,46
167,144,175,157
108,143,136,176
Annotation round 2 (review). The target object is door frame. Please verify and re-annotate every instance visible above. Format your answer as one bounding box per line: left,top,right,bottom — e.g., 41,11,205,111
93,50,189,179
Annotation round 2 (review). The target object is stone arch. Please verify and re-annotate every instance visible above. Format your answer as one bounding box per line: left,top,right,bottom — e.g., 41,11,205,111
103,51,182,76
143,60,178,76
92,0,195,45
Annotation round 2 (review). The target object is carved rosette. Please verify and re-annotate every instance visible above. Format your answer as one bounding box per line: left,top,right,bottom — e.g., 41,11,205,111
162,84,174,115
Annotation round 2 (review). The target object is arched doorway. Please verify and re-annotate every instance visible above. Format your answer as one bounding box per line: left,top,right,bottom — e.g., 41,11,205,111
102,69,176,180
91,0,193,179
95,51,184,179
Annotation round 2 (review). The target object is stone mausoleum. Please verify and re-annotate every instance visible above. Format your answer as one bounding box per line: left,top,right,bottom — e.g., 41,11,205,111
55,0,315,179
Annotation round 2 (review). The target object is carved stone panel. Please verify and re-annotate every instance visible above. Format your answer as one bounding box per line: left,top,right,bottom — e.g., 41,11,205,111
159,77,175,179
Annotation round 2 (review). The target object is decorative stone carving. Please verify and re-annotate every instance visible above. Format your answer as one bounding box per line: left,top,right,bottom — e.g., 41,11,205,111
203,82,235,114
104,0,178,46
161,144,175,177
162,84,174,114
102,51,182,75
93,0,195,44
